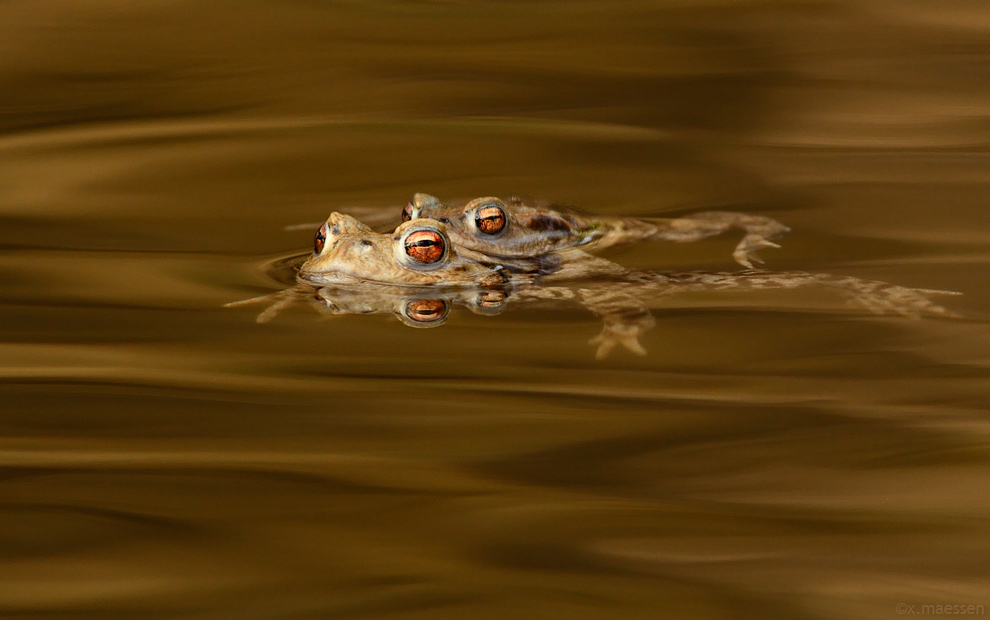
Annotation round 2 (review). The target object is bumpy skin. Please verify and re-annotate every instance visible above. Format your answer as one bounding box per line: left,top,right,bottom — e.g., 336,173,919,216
404,194,605,257
404,193,790,268
298,212,538,287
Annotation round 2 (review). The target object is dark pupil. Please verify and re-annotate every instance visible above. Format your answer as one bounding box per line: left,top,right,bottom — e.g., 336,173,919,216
475,207,506,235
404,230,445,263
314,228,326,254
408,238,440,253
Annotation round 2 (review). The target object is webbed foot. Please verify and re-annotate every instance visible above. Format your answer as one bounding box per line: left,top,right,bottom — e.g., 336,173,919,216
588,317,655,360
733,236,783,269
839,280,962,319
646,212,790,268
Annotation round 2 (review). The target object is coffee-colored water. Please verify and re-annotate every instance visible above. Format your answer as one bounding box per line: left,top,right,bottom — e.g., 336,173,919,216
2,2,988,618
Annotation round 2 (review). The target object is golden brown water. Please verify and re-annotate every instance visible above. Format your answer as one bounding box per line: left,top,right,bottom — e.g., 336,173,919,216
2,2,989,618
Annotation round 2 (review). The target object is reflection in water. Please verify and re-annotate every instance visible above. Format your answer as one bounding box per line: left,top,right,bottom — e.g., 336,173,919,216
230,260,960,359
2,1,989,618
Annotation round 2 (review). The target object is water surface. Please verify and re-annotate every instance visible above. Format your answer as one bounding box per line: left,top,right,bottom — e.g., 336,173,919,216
1,2,988,618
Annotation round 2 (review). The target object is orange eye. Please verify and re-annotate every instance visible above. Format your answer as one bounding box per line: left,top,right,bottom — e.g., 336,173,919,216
404,298,448,324
475,204,506,235
314,224,327,254
404,229,445,263
401,202,414,223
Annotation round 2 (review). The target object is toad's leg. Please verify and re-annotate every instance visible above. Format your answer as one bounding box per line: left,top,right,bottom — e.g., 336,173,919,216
630,270,961,319
224,283,322,323
594,212,790,269
577,286,656,359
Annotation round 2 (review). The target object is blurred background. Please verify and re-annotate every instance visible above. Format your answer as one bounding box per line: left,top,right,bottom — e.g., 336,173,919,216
1,1,988,618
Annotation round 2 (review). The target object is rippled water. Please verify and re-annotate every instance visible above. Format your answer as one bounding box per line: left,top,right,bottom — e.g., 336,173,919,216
2,2,989,618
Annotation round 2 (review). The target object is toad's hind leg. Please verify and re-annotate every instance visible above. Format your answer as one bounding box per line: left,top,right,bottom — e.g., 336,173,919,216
818,275,963,319
596,212,790,268
656,212,790,269
643,271,961,319
577,286,656,359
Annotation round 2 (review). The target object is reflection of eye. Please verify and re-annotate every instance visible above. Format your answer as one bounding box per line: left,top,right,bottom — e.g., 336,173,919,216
404,298,448,324
404,229,446,263
473,288,509,315
401,202,414,223
314,224,327,254
477,289,507,308
475,204,507,235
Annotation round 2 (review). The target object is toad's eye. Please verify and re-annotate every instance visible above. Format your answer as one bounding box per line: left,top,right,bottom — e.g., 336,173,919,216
475,204,506,235
401,202,414,223
404,298,448,324
314,224,327,254
404,229,446,263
